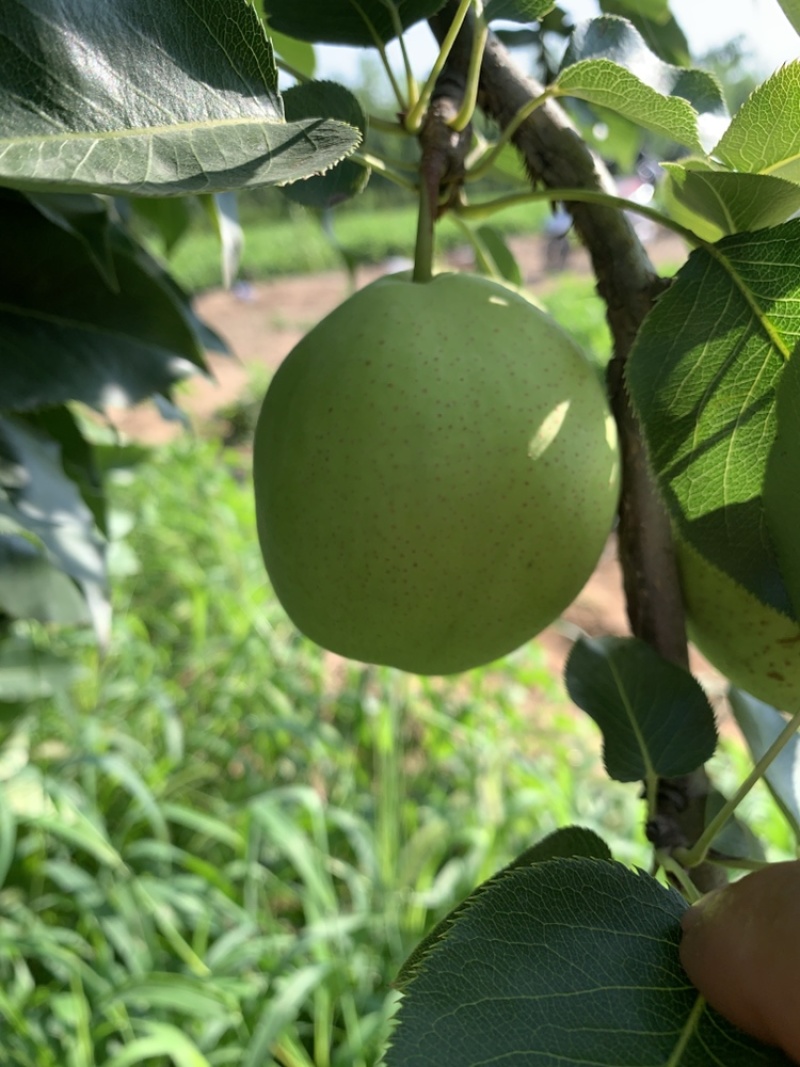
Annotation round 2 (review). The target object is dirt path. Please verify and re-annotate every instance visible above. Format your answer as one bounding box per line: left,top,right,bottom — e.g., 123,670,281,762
112,229,730,715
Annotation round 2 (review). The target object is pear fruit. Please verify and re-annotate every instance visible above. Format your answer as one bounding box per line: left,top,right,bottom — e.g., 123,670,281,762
253,271,620,674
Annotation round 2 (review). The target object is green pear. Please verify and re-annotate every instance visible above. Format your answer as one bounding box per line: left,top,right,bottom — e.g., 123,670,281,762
253,271,620,674
678,537,800,709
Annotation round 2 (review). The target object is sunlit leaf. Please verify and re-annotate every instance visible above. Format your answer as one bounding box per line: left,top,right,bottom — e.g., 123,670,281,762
626,220,800,613
0,0,358,195
765,337,800,618
714,62,800,183
557,17,726,151
663,162,800,234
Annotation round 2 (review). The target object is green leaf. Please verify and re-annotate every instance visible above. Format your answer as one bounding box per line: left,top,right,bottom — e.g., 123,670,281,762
103,973,238,1021
728,687,800,838
484,0,555,22
626,220,800,613
473,225,523,287
565,636,717,781
21,406,108,535
261,0,447,46
388,859,786,1066
776,0,800,36
105,1021,211,1067
25,192,116,286
0,192,209,413
201,193,244,289
599,0,690,66
0,536,89,626
557,17,727,152
764,335,800,617
714,62,800,183
704,788,767,863
282,82,369,209
604,0,670,19
663,162,800,234
0,637,75,703
396,827,612,990
0,787,15,888
0,418,108,641
0,0,359,196
264,25,317,78
243,963,332,1067
129,197,194,257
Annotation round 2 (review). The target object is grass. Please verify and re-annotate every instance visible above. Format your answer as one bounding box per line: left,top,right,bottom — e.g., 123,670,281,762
0,438,651,1065
164,200,550,292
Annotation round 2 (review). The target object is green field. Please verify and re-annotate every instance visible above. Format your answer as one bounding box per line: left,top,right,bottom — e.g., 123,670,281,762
165,200,550,292
2,436,653,1065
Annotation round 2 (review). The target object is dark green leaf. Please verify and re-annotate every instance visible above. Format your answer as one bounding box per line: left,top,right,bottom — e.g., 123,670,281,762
129,197,194,256
0,418,108,641
0,193,208,413
21,407,107,535
474,225,523,287
714,62,800,183
396,827,611,989
388,859,786,1066
663,163,800,234
599,0,690,66
728,687,800,838
0,0,359,195
765,334,800,618
601,0,670,18
25,193,116,286
565,635,717,781
282,83,369,209
484,0,555,22
262,0,447,46
626,220,800,613
776,0,800,36
557,17,727,151
0,535,88,626
0,637,76,703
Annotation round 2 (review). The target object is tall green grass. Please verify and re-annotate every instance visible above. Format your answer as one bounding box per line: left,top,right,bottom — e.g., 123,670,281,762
0,440,649,1065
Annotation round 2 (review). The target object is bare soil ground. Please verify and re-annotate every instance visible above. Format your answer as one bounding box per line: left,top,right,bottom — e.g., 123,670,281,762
112,229,730,715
